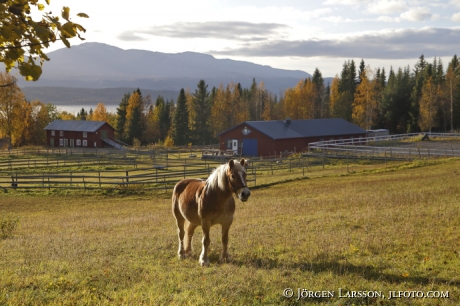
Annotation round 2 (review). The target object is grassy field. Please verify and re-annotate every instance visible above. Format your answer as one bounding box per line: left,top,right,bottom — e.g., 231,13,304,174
1,158,459,305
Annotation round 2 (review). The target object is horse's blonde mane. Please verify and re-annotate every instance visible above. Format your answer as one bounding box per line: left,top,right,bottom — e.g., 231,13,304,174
205,160,246,194
205,163,229,194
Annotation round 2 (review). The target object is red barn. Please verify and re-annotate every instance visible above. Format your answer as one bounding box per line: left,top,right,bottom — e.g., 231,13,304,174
44,120,119,149
218,118,367,157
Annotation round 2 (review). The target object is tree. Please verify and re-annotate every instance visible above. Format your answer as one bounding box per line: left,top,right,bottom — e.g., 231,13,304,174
171,88,190,146
0,72,25,147
116,93,130,141
190,80,212,144
445,55,460,132
352,66,378,130
124,91,145,145
92,102,109,122
311,68,326,118
419,76,438,132
0,1,88,81
408,55,428,132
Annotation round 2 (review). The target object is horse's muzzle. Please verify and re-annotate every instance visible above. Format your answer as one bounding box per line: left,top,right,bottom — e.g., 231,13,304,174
238,188,251,202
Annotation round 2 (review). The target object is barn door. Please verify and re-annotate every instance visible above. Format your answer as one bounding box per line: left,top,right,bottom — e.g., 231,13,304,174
242,138,258,156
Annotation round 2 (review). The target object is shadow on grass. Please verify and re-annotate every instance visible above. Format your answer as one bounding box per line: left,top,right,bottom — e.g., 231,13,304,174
229,254,458,287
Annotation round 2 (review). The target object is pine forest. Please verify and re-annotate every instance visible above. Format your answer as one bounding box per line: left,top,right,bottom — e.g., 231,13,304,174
1,55,460,147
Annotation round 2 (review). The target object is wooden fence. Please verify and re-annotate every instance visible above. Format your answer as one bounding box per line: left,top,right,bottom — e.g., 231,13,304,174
0,154,326,191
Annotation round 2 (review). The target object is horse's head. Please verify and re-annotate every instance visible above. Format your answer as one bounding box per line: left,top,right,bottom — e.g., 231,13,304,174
227,158,251,202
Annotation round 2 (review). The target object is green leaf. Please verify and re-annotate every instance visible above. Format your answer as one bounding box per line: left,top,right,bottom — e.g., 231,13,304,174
18,62,43,81
76,12,89,18
61,22,76,38
60,35,70,48
61,6,70,21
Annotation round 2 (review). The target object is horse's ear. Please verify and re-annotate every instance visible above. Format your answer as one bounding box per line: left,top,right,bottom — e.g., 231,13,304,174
240,158,246,167
228,159,235,169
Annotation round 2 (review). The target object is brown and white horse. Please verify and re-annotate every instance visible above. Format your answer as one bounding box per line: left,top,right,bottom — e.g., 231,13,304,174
172,158,251,266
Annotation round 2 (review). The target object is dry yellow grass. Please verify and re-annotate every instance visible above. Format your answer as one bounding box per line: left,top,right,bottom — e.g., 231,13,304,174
0,159,459,305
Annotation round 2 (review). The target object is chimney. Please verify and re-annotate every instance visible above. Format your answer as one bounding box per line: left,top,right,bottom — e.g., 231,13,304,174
81,116,86,121
285,118,291,125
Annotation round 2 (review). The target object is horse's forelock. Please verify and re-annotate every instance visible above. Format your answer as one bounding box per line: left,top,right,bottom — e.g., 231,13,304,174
206,163,229,193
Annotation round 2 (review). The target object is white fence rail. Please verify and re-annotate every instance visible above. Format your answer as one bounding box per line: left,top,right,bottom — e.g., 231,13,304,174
308,133,460,159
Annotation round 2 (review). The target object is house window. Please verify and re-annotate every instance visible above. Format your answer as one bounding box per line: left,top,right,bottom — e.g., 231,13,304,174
83,132,87,138
76,139,81,146
94,142,96,147
59,131,64,136
51,131,55,136
83,140,87,147
59,139,64,146
226,139,233,149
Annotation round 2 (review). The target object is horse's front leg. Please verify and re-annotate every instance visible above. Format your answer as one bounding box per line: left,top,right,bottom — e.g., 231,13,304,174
220,220,233,263
199,220,211,266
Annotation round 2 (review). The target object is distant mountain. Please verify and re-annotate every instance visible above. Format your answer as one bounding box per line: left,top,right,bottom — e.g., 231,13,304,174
18,42,311,106
20,87,179,107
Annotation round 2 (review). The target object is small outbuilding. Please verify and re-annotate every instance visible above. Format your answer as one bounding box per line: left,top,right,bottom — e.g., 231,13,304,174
218,118,367,157
44,119,119,149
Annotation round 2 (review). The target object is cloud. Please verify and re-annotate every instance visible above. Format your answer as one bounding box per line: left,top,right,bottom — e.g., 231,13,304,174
367,1,407,15
323,0,367,5
452,12,460,22
450,0,460,8
117,32,148,42
125,21,289,41
400,8,432,21
209,27,460,59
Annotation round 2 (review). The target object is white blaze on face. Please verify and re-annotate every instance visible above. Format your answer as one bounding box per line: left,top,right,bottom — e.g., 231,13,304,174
233,163,250,200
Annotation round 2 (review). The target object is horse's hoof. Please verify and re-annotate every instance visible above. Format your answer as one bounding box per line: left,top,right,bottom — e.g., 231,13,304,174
199,259,210,267
178,252,186,260
219,254,232,264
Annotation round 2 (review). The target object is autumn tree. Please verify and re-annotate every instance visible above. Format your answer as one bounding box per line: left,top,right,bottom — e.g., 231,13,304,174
0,72,24,147
0,1,88,81
92,102,109,122
352,66,378,130
124,91,145,145
418,76,438,132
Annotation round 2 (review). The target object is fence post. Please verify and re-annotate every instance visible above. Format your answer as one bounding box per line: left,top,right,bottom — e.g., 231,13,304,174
322,150,325,170
98,171,101,188
126,171,129,187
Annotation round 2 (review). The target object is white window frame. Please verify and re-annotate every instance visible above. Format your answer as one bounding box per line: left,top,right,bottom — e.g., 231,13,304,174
83,140,87,147
59,131,64,136
59,139,64,146
76,139,81,146
51,130,55,136
83,132,87,138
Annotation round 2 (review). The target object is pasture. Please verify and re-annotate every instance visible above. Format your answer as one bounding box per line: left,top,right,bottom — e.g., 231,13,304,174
1,158,459,305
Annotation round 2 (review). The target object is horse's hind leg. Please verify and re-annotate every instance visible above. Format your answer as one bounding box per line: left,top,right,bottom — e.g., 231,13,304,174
220,220,233,263
184,221,197,257
172,199,186,260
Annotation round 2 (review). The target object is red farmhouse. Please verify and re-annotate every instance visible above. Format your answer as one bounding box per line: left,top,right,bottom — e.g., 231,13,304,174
218,118,367,157
44,119,119,149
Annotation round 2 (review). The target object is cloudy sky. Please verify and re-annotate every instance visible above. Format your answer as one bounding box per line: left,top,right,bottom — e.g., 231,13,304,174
42,0,460,77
